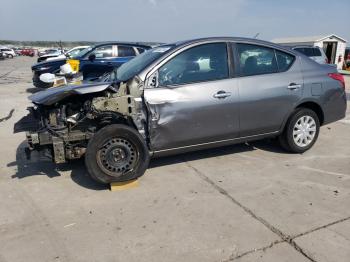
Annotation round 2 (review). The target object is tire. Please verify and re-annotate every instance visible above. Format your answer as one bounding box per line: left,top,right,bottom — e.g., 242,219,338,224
279,108,320,153
85,124,150,184
7,54,13,59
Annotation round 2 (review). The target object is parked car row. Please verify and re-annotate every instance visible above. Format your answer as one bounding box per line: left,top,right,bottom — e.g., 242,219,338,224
31,42,152,88
0,47,16,58
15,37,347,185
0,47,36,58
20,48,35,56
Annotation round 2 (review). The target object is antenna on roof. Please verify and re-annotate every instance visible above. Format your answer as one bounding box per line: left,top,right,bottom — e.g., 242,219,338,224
254,33,260,39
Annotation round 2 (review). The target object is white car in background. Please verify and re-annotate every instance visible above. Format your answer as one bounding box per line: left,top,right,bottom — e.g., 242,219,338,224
0,48,16,58
46,46,89,61
292,46,329,64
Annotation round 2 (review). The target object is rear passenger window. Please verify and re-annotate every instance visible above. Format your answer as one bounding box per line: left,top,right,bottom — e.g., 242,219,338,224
275,50,295,72
92,45,114,58
237,44,278,76
118,46,136,57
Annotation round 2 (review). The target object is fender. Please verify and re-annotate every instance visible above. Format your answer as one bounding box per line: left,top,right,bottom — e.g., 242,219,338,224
279,98,324,132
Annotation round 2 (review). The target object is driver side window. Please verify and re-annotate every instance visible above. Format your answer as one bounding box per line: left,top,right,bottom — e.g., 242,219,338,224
158,43,229,86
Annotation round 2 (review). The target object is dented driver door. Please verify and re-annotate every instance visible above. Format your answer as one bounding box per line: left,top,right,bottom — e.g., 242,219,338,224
144,78,240,153
143,42,240,153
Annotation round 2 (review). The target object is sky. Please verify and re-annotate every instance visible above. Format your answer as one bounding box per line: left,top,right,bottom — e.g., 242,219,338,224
0,0,349,43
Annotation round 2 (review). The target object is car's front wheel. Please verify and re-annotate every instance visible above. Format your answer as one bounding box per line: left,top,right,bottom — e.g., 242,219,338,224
279,108,320,153
85,124,150,184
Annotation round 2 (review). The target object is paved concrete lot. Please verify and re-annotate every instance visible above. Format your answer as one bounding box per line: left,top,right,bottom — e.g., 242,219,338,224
0,56,349,262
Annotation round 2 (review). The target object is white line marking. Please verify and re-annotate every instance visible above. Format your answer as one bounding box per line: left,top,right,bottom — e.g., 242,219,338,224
63,223,76,228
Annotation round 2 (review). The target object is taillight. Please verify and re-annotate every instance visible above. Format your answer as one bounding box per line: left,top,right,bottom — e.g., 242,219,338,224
328,73,345,89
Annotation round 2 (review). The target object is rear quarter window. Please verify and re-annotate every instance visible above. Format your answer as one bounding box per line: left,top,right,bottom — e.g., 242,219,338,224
118,46,136,57
275,50,295,72
236,43,278,77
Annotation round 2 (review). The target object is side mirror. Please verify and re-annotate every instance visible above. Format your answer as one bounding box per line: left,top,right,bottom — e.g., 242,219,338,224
88,54,96,62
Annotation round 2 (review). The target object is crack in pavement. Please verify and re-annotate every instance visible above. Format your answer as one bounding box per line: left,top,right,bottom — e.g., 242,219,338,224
223,240,285,261
184,161,318,262
0,109,14,123
226,216,350,261
291,216,350,240
0,69,16,78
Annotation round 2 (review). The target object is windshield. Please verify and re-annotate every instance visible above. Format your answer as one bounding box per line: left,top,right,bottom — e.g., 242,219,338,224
69,47,89,59
74,46,93,58
113,45,174,82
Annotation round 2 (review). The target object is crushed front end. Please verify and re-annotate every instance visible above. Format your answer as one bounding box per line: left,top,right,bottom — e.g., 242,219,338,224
14,79,147,164
15,102,94,163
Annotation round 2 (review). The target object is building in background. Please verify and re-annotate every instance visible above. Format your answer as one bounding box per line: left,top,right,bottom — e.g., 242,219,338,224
272,34,347,70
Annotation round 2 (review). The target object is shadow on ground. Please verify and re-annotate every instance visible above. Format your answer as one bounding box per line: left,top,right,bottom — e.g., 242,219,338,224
8,139,285,190
7,141,107,190
149,138,286,169
26,87,42,94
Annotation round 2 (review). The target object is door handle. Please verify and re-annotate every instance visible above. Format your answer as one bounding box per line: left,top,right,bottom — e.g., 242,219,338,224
213,91,231,99
107,62,113,66
287,83,302,90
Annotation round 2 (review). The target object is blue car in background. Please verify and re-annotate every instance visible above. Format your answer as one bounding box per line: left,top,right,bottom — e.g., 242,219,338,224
31,42,152,88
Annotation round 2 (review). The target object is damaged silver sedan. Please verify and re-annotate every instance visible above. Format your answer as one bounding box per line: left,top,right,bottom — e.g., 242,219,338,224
15,37,347,184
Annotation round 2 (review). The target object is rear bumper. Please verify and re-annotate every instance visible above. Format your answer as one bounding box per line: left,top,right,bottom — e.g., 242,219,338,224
323,90,347,125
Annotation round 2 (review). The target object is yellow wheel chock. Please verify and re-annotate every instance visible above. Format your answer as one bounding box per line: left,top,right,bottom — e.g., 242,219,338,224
110,179,139,191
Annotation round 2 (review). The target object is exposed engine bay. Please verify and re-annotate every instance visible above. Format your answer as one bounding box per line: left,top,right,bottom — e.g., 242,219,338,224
14,77,148,164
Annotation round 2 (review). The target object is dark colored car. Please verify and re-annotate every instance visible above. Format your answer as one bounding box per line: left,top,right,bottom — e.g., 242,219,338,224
31,42,151,88
16,37,347,184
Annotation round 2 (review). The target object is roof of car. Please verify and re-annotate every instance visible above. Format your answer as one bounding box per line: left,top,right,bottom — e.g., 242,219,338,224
171,37,297,54
292,46,321,49
91,42,153,49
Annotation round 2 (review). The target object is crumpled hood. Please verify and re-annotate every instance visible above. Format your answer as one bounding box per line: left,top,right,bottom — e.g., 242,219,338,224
31,58,67,71
29,82,112,106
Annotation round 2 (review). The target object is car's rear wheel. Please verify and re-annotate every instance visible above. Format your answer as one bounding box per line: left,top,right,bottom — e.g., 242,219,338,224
85,124,150,184
279,108,320,153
